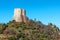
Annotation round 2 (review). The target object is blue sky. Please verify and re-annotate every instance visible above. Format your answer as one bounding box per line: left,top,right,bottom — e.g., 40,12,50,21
0,0,60,28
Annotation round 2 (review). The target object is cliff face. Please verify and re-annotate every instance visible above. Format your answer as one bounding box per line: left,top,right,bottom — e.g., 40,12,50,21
13,8,27,22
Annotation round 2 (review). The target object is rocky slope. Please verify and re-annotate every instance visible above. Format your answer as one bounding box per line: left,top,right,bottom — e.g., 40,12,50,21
0,20,60,40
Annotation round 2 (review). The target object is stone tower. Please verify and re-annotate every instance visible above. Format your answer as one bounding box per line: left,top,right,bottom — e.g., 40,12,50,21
13,8,27,22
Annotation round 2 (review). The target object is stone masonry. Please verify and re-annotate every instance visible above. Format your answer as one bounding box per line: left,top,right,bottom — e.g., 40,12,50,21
13,8,27,22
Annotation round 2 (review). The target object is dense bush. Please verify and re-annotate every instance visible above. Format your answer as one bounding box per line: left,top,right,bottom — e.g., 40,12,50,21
0,20,60,40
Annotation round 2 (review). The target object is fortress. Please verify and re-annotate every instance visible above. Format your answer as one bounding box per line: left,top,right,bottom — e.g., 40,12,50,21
13,8,28,22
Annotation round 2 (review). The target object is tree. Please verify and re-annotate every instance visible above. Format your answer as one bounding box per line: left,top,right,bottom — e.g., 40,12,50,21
48,23,53,26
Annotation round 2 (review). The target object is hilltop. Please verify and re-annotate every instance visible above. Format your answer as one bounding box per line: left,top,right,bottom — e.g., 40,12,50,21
0,8,60,40
0,20,60,40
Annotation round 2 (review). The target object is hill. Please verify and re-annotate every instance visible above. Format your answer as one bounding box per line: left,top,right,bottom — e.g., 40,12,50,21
0,20,60,40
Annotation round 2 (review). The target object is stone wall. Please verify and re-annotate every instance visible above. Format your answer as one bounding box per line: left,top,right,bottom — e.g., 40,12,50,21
13,8,27,22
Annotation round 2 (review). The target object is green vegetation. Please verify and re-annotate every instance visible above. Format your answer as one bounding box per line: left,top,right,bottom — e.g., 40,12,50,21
0,20,60,40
